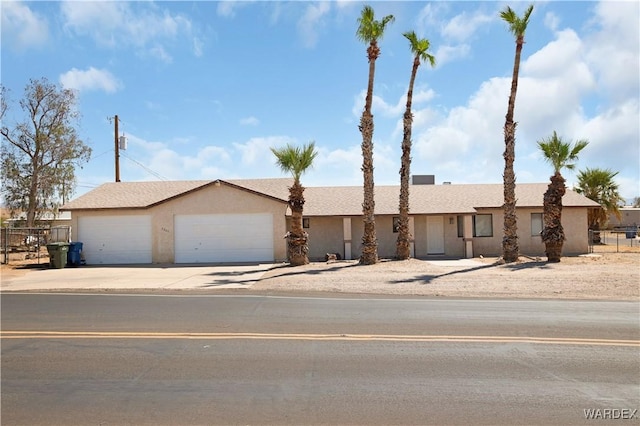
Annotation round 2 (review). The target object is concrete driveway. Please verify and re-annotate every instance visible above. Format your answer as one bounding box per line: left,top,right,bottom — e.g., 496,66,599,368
0,263,277,292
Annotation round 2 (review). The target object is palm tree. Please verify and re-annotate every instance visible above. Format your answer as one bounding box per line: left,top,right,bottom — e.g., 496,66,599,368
396,31,435,260
356,5,395,265
270,142,318,266
575,168,623,234
500,4,534,263
537,131,588,262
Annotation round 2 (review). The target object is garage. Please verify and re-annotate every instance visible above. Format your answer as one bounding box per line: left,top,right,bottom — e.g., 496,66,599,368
175,213,274,263
78,215,152,264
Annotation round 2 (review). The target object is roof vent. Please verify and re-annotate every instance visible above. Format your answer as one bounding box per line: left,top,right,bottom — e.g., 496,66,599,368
411,175,435,185
443,182,451,185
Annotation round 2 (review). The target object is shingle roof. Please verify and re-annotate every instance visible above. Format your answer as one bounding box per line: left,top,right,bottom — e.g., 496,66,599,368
61,178,292,210
301,183,599,216
62,179,599,214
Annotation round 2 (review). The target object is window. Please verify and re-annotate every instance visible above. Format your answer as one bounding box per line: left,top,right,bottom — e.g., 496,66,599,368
531,213,543,236
473,214,493,237
457,215,464,238
392,217,400,233
303,218,310,229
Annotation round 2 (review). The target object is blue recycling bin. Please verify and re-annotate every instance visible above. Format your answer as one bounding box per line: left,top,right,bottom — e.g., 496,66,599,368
67,242,84,266
625,227,637,239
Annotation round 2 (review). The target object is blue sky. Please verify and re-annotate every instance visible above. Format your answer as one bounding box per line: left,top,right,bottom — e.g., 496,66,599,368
2,1,639,202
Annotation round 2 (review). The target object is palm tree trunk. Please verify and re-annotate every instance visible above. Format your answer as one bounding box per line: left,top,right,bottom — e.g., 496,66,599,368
287,181,309,266
503,122,518,262
396,57,419,260
360,110,377,265
360,42,379,265
541,172,566,262
502,36,524,263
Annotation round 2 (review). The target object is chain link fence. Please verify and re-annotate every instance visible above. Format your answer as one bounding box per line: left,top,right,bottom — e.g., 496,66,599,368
1,226,71,265
589,228,639,254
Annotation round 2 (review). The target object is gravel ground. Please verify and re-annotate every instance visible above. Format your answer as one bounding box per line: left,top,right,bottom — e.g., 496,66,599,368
256,252,640,300
2,246,638,300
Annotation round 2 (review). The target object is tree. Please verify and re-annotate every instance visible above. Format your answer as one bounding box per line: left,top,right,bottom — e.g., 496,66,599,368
500,4,534,263
356,5,395,265
396,31,435,260
575,168,623,231
270,141,318,266
1,78,91,227
537,131,588,262
633,197,640,208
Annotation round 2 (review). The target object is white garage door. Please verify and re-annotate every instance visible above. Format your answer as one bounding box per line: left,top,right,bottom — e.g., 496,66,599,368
78,216,152,264
175,213,273,263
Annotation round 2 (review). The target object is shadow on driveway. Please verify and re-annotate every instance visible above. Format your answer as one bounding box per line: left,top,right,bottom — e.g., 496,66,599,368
389,259,552,285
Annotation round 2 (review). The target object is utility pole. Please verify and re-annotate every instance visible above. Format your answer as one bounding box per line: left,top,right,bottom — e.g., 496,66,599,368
114,114,120,182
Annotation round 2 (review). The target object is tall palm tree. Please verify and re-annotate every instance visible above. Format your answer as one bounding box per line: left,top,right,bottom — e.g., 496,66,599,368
537,131,588,262
500,4,534,263
575,167,623,233
270,142,318,266
396,31,435,260
356,5,395,265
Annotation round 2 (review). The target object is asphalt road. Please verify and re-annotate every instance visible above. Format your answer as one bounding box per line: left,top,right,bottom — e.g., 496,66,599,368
2,294,639,425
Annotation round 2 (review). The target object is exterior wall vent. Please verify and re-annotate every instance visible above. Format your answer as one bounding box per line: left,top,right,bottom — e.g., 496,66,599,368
411,175,435,185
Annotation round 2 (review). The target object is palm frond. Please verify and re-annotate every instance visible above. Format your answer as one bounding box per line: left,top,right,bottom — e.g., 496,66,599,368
271,141,318,182
356,5,394,43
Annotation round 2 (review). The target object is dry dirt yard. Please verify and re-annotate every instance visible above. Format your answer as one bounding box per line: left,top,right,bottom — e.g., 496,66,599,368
257,251,639,301
1,246,638,300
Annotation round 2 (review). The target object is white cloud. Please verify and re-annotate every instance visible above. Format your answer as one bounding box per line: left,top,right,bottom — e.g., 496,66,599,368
1,1,49,51
544,12,560,31
60,1,198,60
297,2,331,48
149,45,173,64
441,10,493,42
125,135,233,180
217,1,254,18
233,136,296,166
585,1,639,103
59,67,122,93
352,88,436,120
239,116,260,126
193,37,204,57
434,44,470,67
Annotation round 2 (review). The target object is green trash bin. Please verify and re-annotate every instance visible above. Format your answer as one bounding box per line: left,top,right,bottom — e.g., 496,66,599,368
46,242,70,269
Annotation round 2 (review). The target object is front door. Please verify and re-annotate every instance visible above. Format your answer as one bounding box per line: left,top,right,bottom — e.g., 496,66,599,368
426,216,445,254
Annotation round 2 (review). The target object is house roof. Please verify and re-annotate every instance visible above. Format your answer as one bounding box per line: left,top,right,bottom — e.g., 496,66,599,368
302,183,600,216
61,178,292,210
61,178,599,214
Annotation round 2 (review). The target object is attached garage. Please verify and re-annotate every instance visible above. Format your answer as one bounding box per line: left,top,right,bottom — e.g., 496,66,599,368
78,215,152,264
174,213,274,263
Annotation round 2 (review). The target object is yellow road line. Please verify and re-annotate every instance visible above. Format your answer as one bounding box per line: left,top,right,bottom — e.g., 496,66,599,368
1,331,638,346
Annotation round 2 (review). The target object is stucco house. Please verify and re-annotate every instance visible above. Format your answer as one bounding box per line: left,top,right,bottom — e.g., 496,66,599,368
60,177,599,265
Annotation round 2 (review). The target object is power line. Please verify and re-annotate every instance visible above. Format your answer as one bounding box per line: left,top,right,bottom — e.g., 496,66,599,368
120,152,168,181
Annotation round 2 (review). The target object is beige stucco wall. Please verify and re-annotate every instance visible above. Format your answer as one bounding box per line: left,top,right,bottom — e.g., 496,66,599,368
471,207,589,257
70,184,288,263
299,216,345,261
299,208,590,261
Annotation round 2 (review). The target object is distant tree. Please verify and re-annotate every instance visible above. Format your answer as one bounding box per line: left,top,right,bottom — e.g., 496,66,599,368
396,31,435,260
575,168,623,231
537,131,588,262
270,142,318,266
356,5,395,265
1,78,91,227
632,197,640,208
500,4,534,263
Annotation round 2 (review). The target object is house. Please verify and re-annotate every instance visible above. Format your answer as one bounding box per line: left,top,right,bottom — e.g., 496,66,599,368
60,177,599,265
607,207,640,229
5,210,72,228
